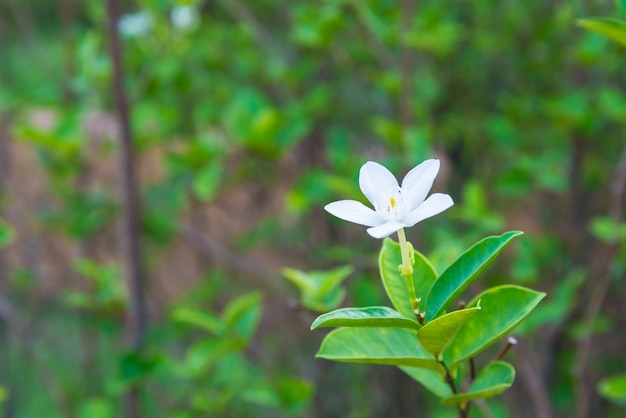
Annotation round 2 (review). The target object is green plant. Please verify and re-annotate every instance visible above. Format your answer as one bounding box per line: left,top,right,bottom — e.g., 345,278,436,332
312,161,544,417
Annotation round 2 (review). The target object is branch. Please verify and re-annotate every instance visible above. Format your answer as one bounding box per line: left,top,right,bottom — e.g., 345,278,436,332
515,340,554,418
105,1,147,417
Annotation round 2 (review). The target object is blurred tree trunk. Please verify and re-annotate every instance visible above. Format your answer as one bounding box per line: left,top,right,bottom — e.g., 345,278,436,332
105,1,147,417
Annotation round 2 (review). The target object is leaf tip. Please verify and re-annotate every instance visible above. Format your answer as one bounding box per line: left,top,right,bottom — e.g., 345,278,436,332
310,315,323,330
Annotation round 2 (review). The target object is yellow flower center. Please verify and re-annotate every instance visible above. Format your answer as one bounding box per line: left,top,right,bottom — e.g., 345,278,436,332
390,197,397,208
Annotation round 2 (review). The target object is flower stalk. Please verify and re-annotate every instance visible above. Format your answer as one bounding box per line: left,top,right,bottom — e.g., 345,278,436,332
397,228,422,322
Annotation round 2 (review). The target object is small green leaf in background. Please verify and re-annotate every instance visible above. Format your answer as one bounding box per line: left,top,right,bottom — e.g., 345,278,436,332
120,349,162,386
172,306,223,335
589,216,626,243
0,219,15,249
598,372,626,406
441,361,515,406
221,292,263,342
379,238,437,319
77,397,115,418
276,377,315,411
444,285,546,366
418,307,480,358
192,163,223,201
68,259,126,311
316,327,443,374
425,231,523,321
577,18,626,48
311,306,420,330
282,265,352,312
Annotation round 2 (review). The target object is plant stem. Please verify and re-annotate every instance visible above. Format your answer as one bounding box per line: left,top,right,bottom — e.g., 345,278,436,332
397,228,421,320
438,358,470,418
493,336,518,361
105,1,147,417
439,360,457,394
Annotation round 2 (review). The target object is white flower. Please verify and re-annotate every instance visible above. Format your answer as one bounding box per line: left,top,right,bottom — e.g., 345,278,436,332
118,12,153,38
171,5,200,31
324,160,454,239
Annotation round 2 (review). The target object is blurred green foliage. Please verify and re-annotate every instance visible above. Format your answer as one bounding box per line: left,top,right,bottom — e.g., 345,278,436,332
0,0,625,417
282,265,352,312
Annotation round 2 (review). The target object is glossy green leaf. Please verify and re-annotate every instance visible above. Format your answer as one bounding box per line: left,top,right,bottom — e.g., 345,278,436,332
441,361,515,406
400,366,453,398
316,327,443,374
598,373,626,406
444,285,545,366
311,306,420,330
379,238,437,319
577,18,626,48
425,231,523,321
418,307,480,358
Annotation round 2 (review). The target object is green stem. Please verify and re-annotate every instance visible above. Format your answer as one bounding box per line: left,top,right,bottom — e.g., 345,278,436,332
397,228,421,320
439,357,470,418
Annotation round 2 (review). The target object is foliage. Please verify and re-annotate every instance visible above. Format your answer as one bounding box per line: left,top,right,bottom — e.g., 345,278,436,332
168,292,313,417
282,265,352,313
313,232,544,415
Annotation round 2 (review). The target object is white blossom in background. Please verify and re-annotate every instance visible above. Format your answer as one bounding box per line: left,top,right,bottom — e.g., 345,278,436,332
118,12,153,38
324,160,454,239
171,5,200,31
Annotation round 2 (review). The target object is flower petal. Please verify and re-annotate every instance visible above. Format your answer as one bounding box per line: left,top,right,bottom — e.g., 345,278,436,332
324,200,385,227
359,161,399,207
366,221,406,239
403,193,454,227
401,159,440,209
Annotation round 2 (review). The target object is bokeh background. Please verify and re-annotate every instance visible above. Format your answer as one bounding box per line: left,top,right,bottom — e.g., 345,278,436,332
1,0,626,417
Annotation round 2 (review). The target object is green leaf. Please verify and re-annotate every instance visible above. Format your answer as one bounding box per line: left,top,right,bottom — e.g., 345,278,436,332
598,373,626,406
444,285,545,366
441,361,515,406
282,265,352,312
589,216,626,244
316,327,443,374
276,377,315,409
400,366,453,398
193,163,223,201
577,18,626,48
77,398,115,418
425,231,523,321
222,292,263,342
311,306,420,330
418,307,480,358
302,288,346,313
172,306,223,334
0,219,15,249
379,238,437,319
